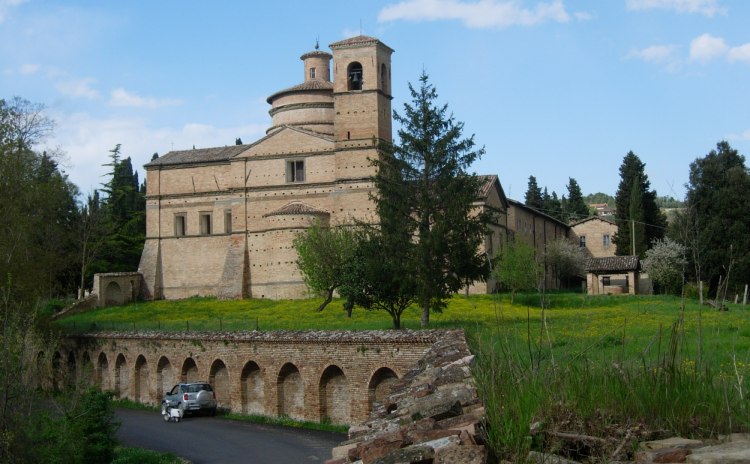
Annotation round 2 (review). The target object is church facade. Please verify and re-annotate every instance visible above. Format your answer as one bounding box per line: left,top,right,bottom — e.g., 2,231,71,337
139,36,398,300
138,36,515,301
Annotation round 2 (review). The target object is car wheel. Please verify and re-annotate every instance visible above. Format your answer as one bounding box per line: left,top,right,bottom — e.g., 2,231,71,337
208,407,217,417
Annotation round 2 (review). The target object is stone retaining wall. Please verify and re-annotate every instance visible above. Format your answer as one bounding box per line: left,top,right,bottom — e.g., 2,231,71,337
55,330,444,425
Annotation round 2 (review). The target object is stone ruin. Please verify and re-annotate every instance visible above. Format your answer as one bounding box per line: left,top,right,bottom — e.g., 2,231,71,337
327,329,488,464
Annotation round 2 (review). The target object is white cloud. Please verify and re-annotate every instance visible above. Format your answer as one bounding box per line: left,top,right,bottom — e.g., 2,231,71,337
19,62,39,74
378,0,574,29
728,43,750,63
56,77,100,99
626,0,724,17
46,111,267,194
689,33,728,63
109,88,182,109
0,0,26,23
729,129,750,141
627,44,678,63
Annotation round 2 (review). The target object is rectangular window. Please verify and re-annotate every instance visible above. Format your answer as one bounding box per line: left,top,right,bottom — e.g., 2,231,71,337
200,212,212,235
174,214,186,236
310,67,316,79
286,160,305,183
603,234,611,247
602,276,611,286
224,210,232,233
579,236,586,248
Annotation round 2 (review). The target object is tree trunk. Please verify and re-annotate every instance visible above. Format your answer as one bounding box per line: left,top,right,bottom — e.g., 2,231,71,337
315,289,334,312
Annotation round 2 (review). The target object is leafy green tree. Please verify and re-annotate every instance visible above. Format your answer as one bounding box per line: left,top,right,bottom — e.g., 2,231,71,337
373,72,491,327
493,240,541,303
524,175,543,209
346,228,417,329
544,190,564,221
583,192,615,206
685,141,750,295
0,98,79,301
642,238,687,295
613,151,666,257
565,177,589,222
293,221,359,313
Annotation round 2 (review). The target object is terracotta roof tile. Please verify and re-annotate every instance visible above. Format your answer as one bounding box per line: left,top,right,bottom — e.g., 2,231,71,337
145,145,248,167
329,35,394,52
300,50,332,60
263,201,329,217
585,256,639,272
267,80,333,103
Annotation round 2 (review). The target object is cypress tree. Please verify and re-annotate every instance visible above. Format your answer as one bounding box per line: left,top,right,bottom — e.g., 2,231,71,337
613,151,666,256
524,175,543,209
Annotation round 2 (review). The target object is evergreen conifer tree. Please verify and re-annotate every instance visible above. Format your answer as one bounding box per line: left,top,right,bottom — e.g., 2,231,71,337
613,151,666,256
373,72,491,327
524,175,543,209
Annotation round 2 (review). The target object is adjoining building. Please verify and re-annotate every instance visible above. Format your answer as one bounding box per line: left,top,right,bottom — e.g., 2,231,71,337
569,216,617,258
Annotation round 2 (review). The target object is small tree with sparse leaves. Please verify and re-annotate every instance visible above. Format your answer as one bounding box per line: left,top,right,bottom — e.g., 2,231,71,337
494,240,541,303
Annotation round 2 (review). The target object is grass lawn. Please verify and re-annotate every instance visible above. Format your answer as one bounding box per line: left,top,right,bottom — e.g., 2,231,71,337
57,293,750,365
57,293,750,461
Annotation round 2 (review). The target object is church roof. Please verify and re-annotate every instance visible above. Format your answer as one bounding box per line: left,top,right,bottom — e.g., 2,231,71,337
145,145,248,167
300,50,332,60
267,80,334,103
263,201,329,217
476,174,509,209
570,216,616,227
585,256,639,273
329,35,393,52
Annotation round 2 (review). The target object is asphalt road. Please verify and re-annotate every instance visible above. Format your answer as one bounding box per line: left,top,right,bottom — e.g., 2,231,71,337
116,409,346,463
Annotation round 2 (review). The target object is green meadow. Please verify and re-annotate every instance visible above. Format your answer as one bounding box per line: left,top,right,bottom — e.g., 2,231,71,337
57,294,750,461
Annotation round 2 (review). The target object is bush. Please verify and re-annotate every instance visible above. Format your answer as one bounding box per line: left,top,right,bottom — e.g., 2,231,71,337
26,388,119,464
112,447,182,464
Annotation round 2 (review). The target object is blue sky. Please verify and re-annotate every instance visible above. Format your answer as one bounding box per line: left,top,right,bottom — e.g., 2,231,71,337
2,0,748,201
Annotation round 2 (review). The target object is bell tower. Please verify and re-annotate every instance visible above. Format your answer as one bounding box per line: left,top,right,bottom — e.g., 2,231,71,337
329,35,393,146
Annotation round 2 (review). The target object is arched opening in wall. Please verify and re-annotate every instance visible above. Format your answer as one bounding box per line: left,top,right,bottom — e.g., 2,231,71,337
209,359,229,409
241,361,264,415
115,354,129,399
156,356,174,399
52,351,62,391
367,367,399,414
134,355,150,404
104,281,124,306
81,352,93,386
181,358,199,383
66,351,77,388
380,63,387,93
277,363,304,420
97,352,110,389
318,365,350,425
347,62,363,91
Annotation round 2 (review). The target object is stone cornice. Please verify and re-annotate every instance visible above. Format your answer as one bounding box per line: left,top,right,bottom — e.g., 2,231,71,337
72,329,449,345
268,102,334,117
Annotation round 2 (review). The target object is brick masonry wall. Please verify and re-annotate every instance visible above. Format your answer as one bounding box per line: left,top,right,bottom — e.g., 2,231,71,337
58,330,446,425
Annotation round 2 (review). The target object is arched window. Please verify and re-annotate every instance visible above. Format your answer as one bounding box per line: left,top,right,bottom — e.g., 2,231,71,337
347,62,363,91
380,63,387,92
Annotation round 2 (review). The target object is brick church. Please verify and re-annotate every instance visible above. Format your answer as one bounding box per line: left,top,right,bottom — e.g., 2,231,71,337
138,35,510,301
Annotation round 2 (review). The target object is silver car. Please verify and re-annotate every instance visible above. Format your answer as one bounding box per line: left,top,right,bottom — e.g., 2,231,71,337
162,382,217,416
